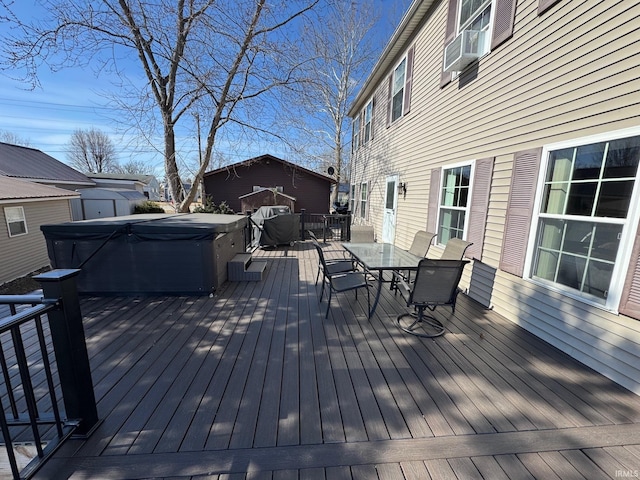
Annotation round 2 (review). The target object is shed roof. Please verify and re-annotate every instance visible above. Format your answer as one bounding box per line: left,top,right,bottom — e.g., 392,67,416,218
0,175,80,201
0,142,94,186
204,154,336,184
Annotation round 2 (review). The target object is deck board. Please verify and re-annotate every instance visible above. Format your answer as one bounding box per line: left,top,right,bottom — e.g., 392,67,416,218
15,241,639,479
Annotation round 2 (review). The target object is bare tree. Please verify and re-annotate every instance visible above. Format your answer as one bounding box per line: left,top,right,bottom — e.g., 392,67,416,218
1,0,318,212
0,130,30,146
66,128,118,173
115,159,148,175
288,0,379,206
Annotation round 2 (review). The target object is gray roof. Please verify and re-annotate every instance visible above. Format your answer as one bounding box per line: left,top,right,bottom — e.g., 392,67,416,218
0,175,80,201
0,142,94,186
86,173,157,184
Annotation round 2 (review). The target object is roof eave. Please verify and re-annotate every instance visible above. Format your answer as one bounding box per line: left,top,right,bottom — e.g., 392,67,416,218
348,0,438,118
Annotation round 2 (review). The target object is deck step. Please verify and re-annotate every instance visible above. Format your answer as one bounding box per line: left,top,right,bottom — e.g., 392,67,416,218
228,254,266,282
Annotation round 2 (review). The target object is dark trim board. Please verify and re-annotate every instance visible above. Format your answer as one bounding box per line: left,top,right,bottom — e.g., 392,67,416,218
41,424,640,478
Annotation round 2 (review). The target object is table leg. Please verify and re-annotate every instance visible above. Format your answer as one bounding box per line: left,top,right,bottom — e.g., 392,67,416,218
368,269,384,319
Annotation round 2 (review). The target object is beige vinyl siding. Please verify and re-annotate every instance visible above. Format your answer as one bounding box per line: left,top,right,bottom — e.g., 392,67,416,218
350,0,640,393
0,199,72,285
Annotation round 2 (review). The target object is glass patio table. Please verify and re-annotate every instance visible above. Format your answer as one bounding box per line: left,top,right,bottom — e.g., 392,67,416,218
342,242,423,318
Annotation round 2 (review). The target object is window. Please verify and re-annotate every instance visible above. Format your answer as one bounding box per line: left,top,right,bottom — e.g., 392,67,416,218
352,115,361,152
350,184,356,214
5,206,27,237
363,101,373,144
528,134,640,308
360,182,368,219
391,58,407,123
387,46,414,124
441,0,516,85
438,163,472,244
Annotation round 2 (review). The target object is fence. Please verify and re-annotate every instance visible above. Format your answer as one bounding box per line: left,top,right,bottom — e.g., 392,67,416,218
0,270,98,479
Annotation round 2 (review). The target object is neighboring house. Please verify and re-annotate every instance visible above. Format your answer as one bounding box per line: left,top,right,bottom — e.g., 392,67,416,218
0,175,78,285
203,154,335,213
86,173,160,200
0,142,95,190
71,188,148,220
349,0,640,394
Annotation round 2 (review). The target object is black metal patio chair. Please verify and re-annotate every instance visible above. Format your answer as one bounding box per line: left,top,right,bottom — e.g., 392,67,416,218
396,258,469,337
310,236,355,286
313,241,371,318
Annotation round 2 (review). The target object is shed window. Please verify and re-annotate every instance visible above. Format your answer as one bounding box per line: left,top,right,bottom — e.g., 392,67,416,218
528,134,640,309
5,206,27,237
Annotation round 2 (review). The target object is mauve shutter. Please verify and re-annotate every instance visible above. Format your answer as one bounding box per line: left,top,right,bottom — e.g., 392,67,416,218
499,148,542,277
491,0,517,50
403,46,415,116
538,0,561,15
619,223,640,320
427,168,441,235
386,76,393,128
440,0,458,88
466,157,494,260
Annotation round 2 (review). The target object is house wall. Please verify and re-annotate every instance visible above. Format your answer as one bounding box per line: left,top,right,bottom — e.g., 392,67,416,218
204,159,332,214
351,0,640,393
0,199,73,285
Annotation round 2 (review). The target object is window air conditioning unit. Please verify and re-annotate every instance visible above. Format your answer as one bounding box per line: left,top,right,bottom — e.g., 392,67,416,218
443,30,485,73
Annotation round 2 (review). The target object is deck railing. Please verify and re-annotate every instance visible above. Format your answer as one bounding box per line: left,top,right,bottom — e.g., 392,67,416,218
243,211,352,251
0,269,98,480
300,210,351,242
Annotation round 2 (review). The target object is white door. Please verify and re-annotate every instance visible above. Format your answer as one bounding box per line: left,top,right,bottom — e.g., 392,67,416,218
382,175,398,244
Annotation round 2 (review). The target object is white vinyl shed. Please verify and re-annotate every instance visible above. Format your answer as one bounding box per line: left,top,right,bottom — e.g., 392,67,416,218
71,188,147,221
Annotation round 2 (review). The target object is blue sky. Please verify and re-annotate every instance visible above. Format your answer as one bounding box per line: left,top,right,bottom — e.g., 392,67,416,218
0,1,411,178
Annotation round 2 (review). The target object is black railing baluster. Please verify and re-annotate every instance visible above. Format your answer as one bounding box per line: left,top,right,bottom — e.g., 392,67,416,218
0,340,19,419
0,394,20,479
11,325,45,457
35,315,64,438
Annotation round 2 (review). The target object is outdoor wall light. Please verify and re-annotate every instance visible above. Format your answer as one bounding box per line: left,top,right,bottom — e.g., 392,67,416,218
399,182,407,197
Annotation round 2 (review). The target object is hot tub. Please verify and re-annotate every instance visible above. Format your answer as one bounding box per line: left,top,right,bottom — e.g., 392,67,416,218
41,213,247,295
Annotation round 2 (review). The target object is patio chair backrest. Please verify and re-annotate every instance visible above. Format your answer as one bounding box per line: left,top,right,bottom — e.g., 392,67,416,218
312,239,329,269
440,238,473,260
350,225,375,243
408,231,436,257
308,230,318,242
409,259,469,306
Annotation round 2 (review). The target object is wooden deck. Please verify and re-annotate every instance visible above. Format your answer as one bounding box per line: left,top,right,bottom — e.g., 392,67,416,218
34,241,640,479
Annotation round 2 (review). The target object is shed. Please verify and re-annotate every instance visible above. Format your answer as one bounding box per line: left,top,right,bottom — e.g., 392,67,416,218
41,213,247,295
203,154,335,214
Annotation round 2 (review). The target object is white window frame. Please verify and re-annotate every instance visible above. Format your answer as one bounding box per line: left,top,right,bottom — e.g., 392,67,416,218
524,126,640,312
350,184,356,214
359,182,368,219
362,100,373,144
390,56,407,123
352,114,361,152
4,206,28,237
455,0,495,63
437,160,475,245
